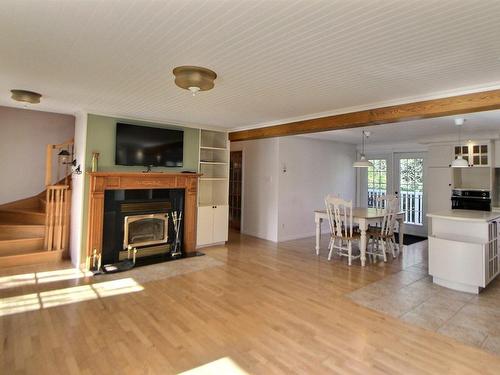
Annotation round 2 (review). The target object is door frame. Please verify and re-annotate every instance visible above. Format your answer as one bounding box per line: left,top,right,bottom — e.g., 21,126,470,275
358,151,428,236
393,152,427,236
229,150,243,231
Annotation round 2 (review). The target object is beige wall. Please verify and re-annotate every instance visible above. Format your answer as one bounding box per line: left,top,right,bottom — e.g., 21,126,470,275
0,106,75,205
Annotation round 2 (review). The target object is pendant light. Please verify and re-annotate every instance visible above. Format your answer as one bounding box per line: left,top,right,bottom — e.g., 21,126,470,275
451,118,469,168
353,131,374,168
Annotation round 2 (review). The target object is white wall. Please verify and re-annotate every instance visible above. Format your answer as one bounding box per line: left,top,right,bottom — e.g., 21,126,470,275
230,138,279,242
230,136,356,243
277,137,356,241
0,106,75,204
69,111,87,268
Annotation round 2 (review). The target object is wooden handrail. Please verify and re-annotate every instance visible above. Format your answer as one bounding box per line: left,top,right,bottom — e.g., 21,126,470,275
45,139,74,187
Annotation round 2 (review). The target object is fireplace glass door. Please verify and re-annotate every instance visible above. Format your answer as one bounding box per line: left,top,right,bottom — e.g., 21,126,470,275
124,213,169,249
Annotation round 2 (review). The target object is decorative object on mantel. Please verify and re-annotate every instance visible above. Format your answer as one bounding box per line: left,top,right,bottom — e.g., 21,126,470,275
10,89,42,104
353,131,374,168
451,118,469,168
91,151,100,172
173,65,217,96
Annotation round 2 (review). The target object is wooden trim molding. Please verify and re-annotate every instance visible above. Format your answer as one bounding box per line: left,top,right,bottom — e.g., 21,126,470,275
86,172,201,263
229,89,500,141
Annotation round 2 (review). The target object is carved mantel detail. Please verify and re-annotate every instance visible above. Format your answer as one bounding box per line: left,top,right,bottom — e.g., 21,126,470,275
86,172,201,263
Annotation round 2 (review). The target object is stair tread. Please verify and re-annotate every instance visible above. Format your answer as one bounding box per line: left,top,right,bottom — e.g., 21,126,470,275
0,208,45,215
0,224,45,228
0,237,44,243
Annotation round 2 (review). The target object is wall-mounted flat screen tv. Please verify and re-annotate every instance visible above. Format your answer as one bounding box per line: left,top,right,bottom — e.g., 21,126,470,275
115,123,184,167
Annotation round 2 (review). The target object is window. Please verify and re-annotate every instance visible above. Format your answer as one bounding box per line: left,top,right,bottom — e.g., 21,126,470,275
367,159,387,208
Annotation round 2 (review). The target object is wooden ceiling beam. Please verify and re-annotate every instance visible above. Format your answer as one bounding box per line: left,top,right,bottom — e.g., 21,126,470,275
228,89,500,142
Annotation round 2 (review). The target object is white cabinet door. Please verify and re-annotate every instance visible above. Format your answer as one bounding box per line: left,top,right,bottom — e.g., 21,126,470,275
197,206,214,246
212,205,229,243
427,145,453,168
427,167,452,213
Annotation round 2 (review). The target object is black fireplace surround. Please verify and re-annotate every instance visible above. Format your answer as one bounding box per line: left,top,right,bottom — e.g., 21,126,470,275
102,188,184,265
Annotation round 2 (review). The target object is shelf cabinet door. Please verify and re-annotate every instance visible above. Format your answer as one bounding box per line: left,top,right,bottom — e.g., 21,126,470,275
197,206,214,246
213,205,229,243
454,143,490,167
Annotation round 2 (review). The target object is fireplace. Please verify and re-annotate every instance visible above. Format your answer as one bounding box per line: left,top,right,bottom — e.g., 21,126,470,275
86,172,200,269
101,188,184,265
124,213,169,249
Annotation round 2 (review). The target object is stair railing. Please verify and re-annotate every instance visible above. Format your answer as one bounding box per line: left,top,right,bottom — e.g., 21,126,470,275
45,185,71,251
44,138,74,252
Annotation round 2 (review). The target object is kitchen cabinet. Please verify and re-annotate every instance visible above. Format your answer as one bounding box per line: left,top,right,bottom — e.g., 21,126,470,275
427,167,452,212
428,212,500,293
427,145,453,167
453,142,490,167
495,140,500,167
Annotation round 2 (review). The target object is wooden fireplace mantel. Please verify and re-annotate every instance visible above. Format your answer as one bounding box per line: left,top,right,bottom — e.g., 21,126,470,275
86,172,201,263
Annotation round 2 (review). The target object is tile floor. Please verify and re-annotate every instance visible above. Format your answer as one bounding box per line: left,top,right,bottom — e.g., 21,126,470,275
347,241,500,356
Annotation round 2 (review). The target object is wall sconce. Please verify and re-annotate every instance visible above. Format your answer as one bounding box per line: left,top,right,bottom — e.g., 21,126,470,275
57,149,71,163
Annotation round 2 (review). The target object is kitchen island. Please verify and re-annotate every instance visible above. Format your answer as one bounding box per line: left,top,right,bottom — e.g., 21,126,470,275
427,209,500,294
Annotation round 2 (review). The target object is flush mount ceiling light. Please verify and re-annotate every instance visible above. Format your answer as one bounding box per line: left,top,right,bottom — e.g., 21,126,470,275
451,118,469,168
10,89,42,104
353,131,374,168
173,66,217,96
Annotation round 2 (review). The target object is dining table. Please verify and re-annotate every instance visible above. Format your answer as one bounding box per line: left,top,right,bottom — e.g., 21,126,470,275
314,207,405,266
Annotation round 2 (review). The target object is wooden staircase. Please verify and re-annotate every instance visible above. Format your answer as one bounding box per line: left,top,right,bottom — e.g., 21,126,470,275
0,139,73,268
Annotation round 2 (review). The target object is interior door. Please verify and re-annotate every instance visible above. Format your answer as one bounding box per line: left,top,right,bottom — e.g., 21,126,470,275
394,152,426,236
229,151,242,231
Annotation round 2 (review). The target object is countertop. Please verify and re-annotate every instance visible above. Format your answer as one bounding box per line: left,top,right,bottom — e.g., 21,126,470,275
427,209,500,222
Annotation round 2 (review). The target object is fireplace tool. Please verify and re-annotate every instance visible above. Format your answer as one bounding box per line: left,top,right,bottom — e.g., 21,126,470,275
170,210,183,257
86,249,102,274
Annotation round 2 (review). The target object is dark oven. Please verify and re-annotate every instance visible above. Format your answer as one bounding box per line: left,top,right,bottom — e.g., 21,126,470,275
451,189,491,211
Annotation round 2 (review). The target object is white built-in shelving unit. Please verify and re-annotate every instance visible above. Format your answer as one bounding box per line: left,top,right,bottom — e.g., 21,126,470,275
197,130,229,247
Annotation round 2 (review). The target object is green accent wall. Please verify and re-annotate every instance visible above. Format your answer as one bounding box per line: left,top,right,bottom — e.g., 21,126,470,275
80,114,200,263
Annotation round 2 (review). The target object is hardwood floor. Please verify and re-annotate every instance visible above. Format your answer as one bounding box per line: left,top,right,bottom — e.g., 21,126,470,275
1,232,500,374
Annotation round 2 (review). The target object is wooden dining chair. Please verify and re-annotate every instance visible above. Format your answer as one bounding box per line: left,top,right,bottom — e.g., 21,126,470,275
324,195,360,266
374,194,398,210
367,198,399,262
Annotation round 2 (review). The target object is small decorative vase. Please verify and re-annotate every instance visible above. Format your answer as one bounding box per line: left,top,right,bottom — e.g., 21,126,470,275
91,152,100,172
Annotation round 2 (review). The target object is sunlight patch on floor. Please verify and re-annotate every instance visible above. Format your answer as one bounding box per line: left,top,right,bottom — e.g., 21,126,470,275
0,268,92,290
179,357,249,375
0,278,143,316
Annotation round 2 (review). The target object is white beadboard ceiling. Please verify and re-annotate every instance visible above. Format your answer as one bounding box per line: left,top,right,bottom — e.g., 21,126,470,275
300,110,500,145
2,0,500,130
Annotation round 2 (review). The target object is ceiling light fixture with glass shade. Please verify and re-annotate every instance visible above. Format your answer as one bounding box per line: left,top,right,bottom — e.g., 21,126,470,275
451,118,469,168
173,66,217,96
353,131,374,168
